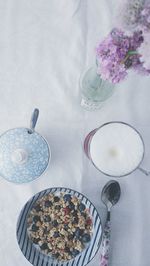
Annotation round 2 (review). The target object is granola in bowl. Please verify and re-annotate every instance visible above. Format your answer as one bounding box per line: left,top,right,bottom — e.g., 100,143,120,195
27,192,93,261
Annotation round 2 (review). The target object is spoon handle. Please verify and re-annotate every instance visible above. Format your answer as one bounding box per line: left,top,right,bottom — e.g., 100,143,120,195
100,212,111,266
29,108,39,133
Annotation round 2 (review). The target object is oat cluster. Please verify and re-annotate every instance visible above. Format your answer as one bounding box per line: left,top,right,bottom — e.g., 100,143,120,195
27,192,93,261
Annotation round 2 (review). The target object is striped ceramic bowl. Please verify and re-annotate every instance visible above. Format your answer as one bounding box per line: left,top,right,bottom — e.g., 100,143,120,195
16,187,102,266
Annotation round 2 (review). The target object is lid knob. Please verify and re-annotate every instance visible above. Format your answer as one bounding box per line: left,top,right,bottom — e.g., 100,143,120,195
11,149,28,165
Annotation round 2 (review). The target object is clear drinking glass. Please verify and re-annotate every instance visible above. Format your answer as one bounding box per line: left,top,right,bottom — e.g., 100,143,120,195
84,122,150,177
80,67,115,111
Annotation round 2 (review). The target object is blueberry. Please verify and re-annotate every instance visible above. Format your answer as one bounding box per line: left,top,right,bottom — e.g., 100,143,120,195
43,215,51,222
45,200,53,207
43,228,49,235
72,210,78,216
31,224,39,232
52,220,58,227
51,254,56,259
65,246,71,254
63,194,72,202
40,243,48,250
69,202,75,210
54,252,59,258
53,231,60,238
72,217,79,224
74,228,81,238
64,224,69,231
55,205,61,210
71,249,80,257
54,196,60,202
51,252,59,259
68,234,74,240
75,228,84,239
78,203,86,212
32,238,40,244
34,204,42,212
33,215,41,223
82,233,91,243
81,212,87,219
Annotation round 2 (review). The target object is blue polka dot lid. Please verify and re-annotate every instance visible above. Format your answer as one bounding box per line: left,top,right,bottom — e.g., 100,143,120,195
0,109,50,184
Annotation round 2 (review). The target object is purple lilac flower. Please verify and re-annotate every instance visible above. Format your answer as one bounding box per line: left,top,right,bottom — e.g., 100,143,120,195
114,0,150,33
96,29,145,83
139,4,150,32
130,54,150,75
114,0,145,32
138,32,150,70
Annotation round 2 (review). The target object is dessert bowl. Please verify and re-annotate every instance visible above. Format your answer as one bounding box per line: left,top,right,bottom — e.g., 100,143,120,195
16,187,102,266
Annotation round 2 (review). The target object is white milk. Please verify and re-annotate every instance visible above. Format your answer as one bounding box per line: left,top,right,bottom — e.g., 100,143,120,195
90,123,144,176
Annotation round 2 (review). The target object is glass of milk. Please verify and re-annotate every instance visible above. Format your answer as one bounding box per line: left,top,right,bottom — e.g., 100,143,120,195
84,122,149,177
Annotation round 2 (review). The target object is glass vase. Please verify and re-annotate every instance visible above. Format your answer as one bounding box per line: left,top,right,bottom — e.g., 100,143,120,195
80,67,115,111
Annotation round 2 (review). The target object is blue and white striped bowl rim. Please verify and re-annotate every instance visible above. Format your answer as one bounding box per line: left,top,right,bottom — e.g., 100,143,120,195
16,187,102,266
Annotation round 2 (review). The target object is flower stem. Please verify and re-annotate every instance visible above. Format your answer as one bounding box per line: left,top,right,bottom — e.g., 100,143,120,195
121,50,139,65
128,50,139,56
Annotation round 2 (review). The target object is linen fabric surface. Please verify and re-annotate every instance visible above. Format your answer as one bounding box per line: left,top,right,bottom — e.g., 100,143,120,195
0,1,150,266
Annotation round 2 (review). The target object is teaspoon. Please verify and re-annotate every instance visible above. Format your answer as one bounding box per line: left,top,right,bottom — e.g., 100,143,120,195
100,180,121,266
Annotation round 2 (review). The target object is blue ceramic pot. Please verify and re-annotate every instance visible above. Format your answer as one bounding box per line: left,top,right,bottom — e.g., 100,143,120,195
0,109,50,184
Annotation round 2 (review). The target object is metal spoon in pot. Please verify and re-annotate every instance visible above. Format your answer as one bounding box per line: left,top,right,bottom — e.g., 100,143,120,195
100,180,121,266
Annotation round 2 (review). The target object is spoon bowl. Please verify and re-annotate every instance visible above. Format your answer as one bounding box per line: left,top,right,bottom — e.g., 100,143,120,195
101,180,121,210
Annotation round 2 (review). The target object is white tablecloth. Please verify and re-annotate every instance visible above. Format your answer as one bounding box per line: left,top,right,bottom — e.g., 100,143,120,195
0,1,150,265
